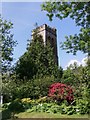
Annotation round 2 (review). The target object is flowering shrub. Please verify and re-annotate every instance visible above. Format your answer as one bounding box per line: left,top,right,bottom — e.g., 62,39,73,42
21,98,31,103
37,96,47,103
48,83,74,103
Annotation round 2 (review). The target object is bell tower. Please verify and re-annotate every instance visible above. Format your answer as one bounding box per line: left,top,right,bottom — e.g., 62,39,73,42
32,24,58,65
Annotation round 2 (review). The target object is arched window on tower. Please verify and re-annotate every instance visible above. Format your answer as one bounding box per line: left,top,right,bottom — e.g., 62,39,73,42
47,36,51,45
51,38,54,47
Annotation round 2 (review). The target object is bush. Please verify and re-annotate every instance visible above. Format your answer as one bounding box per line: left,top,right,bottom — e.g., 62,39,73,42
7,98,88,115
25,102,75,114
26,103,58,113
31,76,55,98
2,109,11,120
21,98,31,103
75,98,90,114
48,83,74,103
37,96,49,103
8,99,24,114
21,98,32,109
2,76,55,101
2,103,10,109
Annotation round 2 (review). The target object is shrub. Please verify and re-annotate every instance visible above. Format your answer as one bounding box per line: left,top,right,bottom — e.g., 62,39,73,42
48,83,74,103
21,98,32,109
2,76,55,101
8,99,24,118
75,98,90,114
21,98,31,103
2,109,11,120
25,102,75,114
30,76,55,98
37,96,48,103
2,102,10,109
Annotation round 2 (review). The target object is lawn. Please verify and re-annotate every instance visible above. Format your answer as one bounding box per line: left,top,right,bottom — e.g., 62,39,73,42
16,112,89,119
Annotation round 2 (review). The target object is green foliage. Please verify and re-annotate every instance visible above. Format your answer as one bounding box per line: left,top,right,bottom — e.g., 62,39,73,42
21,98,31,103
2,102,10,109
2,76,18,103
11,76,53,100
15,30,58,80
41,3,90,114
30,76,55,98
61,68,76,86
8,99,24,113
41,2,90,55
2,74,31,102
2,75,55,102
2,109,11,120
61,64,90,98
6,99,24,119
55,66,63,80
73,66,90,100
23,100,88,115
0,15,17,73
15,52,37,80
2,96,89,116
37,96,48,103
21,98,32,109
75,98,90,114
3,64,90,116
25,102,60,113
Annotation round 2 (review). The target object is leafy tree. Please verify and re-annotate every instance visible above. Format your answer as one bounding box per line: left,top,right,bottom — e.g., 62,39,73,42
41,2,90,56
15,30,58,80
28,32,58,78
0,15,17,73
8,99,24,119
62,68,76,86
54,66,63,82
2,75,55,100
15,52,37,80
61,63,90,101
30,76,55,99
74,65,90,98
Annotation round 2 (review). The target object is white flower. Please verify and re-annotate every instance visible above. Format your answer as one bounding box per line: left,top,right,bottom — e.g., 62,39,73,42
39,103,42,106
76,109,79,112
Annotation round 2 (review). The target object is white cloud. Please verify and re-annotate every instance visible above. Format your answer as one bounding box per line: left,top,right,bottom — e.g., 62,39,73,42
65,57,88,69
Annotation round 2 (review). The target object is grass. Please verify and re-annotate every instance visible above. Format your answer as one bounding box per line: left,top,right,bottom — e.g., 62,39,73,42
16,112,89,119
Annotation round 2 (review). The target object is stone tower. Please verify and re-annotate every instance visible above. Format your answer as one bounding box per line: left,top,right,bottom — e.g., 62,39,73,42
32,24,58,65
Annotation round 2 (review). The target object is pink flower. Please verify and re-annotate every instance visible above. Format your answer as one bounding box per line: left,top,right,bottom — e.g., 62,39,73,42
48,82,74,103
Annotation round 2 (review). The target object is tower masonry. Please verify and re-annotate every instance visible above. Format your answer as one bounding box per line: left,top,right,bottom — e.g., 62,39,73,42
32,24,58,65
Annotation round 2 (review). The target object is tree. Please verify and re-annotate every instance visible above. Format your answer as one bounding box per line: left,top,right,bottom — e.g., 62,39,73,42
61,63,90,102
15,30,58,80
29,76,55,99
41,2,90,56
54,66,63,82
0,15,17,73
57,66,63,78
28,30,58,78
62,67,76,86
15,52,37,80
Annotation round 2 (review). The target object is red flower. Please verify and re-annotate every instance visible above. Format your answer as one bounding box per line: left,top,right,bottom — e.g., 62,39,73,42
48,83,74,103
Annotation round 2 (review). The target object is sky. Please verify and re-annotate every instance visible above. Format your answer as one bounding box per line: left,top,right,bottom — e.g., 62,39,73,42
2,2,86,69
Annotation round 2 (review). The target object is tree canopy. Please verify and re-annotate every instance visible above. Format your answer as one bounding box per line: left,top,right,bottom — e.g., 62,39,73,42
0,16,17,73
41,2,90,56
15,31,58,80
